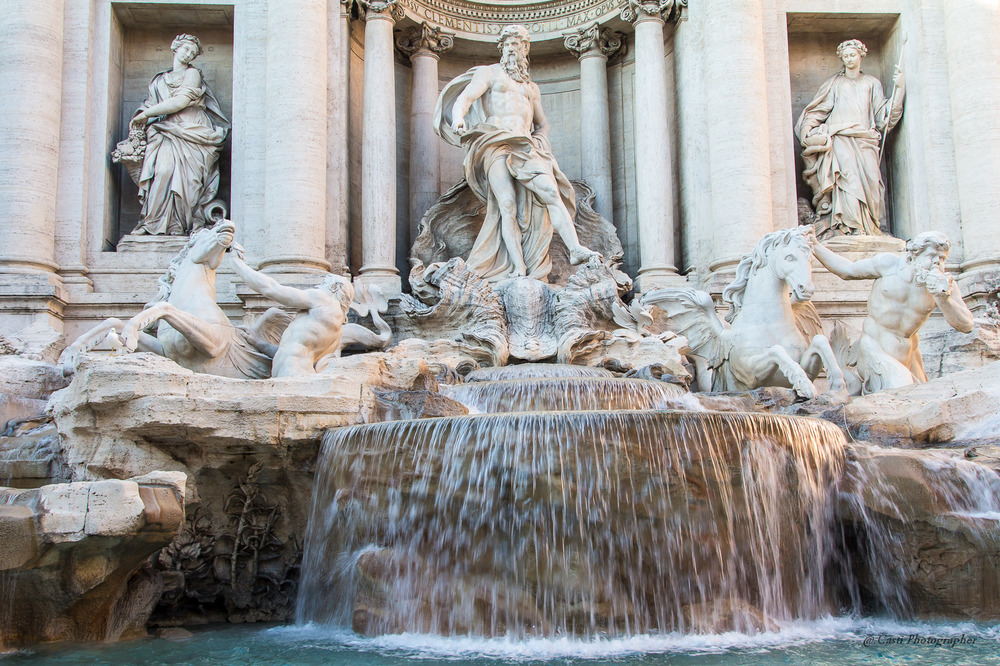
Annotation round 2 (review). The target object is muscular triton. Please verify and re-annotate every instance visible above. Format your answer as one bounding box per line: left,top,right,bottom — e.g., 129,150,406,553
806,227,973,393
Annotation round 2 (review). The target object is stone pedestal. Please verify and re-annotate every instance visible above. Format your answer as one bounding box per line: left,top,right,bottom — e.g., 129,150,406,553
357,0,404,297
563,23,623,223
397,23,454,248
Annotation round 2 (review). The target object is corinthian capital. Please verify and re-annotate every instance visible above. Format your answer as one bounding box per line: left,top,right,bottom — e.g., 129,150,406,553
620,0,686,23
396,22,456,58
345,0,405,22
563,22,626,60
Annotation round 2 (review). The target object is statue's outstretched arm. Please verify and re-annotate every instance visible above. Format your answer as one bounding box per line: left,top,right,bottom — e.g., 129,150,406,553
230,255,313,310
452,67,491,131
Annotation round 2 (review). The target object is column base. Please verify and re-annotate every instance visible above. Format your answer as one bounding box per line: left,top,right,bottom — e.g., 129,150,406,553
355,268,401,299
257,255,333,274
634,266,685,294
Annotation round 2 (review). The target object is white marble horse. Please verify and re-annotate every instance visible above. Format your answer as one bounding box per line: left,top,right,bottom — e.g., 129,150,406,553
61,220,287,379
641,227,845,399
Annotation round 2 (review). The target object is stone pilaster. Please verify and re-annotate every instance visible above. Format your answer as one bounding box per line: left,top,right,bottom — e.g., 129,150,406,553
563,22,623,223
397,22,454,250
261,0,331,274
356,0,404,296
621,0,683,292
700,0,773,274
943,0,1000,273
0,2,67,330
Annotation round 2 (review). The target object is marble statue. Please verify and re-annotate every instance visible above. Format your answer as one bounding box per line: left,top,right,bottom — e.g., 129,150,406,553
229,254,392,377
794,39,904,238
807,228,975,393
60,220,288,379
642,227,846,399
433,25,600,283
114,34,230,236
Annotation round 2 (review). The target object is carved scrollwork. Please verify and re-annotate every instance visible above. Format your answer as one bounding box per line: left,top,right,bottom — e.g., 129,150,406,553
563,22,626,60
620,0,686,23
348,0,405,22
396,22,456,58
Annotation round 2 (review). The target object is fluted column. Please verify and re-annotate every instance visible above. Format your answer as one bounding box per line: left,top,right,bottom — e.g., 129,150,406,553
943,0,1000,270
397,23,454,250
622,0,681,291
701,0,773,272
262,0,331,273
563,23,623,223
356,0,404,296
0,2,64,275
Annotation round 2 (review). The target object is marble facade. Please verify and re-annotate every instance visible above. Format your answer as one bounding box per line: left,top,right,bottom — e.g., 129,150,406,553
1,0,999,340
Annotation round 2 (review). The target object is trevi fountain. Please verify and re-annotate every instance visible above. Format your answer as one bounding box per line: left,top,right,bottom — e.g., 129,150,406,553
2,1,1000,664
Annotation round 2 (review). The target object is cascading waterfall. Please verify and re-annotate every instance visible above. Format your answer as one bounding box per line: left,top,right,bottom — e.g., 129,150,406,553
299,407,848,637
441,377,688,413
297,364,1000,639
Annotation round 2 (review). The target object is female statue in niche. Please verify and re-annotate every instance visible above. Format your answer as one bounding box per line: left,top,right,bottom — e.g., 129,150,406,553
116,34,229,236
794,39,904,238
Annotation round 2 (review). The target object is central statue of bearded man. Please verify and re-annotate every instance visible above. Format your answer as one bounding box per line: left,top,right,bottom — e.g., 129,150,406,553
433,25,600,283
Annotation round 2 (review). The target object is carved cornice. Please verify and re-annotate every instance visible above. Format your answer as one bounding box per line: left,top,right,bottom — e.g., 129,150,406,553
563,22,625,60
395,0,624,41
345,0,405,22
620,0,686,23
396,22,455,58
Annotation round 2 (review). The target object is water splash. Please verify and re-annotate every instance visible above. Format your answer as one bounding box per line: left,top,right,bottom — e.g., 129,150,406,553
442,378,687,413
465,364,614,382
298,411,847,638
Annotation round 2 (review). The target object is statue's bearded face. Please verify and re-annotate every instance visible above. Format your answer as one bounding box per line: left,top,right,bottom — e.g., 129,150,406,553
500,34,530,83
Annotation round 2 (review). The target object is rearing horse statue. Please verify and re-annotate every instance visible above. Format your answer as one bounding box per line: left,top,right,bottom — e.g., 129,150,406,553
61,220,287,379
641,226,845,399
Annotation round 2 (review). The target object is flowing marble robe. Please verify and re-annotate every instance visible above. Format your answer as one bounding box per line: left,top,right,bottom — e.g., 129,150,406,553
794,71,902,237
133,68,229,235
434,67,577,283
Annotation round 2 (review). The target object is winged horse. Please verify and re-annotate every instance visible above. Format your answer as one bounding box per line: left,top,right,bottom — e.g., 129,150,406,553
641,226,845,399
60,220,288,379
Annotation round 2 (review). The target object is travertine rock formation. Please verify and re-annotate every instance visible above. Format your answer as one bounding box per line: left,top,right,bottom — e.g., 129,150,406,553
0,473,185,646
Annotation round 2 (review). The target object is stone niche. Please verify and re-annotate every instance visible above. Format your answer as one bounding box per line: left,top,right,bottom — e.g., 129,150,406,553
108,3,234,247
786,13,905,236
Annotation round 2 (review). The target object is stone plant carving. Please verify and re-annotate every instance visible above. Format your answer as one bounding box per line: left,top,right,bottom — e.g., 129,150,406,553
60,220,290,379
114,34,230,236
230,253,392,377
154,464,300,624
642,227,846,399
434,25,600,283
794,39,904,238
809,228,975,394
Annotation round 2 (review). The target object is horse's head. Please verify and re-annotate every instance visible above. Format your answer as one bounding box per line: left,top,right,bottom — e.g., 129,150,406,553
187,219,236,269
723,227,815,322
767,227,815,302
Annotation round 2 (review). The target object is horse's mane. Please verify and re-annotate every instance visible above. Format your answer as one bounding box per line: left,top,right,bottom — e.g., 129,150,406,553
144,228,210,309
722,226,810,323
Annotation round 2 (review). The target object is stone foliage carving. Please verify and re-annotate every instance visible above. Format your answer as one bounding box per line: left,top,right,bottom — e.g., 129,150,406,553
434,25,601,283
154,464,301,624
563,22,625,60
59,220,290,379
643,227,846,399
620,0,685,23
809,228,975,394
395,22,455,56
794,39,904,238
346,0,405,21
113,34,230,236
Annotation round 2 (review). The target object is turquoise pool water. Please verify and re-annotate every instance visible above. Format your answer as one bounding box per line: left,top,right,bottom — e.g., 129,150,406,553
4,618,999,665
